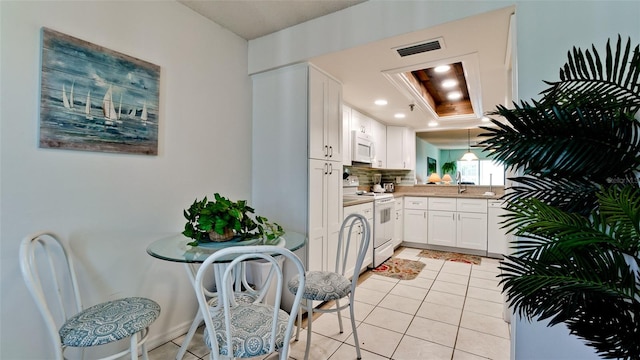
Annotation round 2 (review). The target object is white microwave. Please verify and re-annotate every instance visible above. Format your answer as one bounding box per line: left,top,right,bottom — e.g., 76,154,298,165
352,130,374,163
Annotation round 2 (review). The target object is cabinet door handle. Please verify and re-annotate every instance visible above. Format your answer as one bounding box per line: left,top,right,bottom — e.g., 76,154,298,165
423,212,426,218
329,146,333,158
453,213,455,220
324,145,328,157
324,163,328,175
328,163,333,175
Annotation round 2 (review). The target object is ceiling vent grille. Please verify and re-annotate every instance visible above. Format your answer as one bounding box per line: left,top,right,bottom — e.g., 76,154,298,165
395,38,443,57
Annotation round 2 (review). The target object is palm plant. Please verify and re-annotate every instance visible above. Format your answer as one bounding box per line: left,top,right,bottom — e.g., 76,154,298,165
479,36,640,358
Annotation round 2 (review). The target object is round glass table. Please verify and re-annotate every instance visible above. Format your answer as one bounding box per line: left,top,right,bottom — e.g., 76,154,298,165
146,230,306,360
147,231,306,263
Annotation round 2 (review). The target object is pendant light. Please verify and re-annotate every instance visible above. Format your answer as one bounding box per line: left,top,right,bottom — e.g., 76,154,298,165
461,129,479,161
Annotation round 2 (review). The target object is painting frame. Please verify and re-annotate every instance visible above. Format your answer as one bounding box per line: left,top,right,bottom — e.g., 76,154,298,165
427,157,437,175
39,27,160,155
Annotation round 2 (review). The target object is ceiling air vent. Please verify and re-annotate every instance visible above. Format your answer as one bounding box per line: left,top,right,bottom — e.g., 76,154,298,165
395,38,444,57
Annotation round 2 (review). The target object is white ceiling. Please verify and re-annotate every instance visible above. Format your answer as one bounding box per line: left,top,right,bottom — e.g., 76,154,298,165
178,0,365,40
177,1,514,148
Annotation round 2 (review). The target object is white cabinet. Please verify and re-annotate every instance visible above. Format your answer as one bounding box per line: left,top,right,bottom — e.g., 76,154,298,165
457,210,488,250
427,198,487,251
342,105,352,164
343,202,374,276
309,159,343,272
487,200,508,258
387,126,415,170
308,67,342,162
351,109,371,134
393,198,403,247
370,119,386,168
403,197,428,244
251,63,343,310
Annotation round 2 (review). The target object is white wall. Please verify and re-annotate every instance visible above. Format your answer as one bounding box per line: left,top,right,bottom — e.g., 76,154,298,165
0,1,252,358
247,1,639,358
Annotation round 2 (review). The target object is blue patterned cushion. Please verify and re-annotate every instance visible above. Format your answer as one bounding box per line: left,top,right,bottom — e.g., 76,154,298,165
203,303,290,357
59,297,160,347
288,271,351,302
209,292,257,307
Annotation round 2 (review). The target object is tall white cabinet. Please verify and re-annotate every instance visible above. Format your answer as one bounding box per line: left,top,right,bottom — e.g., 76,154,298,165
252,63,343,309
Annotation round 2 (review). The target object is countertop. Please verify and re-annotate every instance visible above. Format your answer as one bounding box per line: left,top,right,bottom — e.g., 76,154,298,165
393,192,503,200
343,191,502,207
343,197,374,207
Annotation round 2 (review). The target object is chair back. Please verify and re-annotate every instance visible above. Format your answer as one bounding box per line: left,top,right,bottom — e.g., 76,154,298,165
194,245,305,359
19,231,83,359
335,213,371,279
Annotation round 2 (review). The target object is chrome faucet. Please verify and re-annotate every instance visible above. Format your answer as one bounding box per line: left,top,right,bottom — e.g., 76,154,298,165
456,171,466,194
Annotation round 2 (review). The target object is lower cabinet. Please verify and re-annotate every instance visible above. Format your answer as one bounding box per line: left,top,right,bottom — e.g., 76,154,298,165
427,198,487,251
403,197,428,244
342,202,373,276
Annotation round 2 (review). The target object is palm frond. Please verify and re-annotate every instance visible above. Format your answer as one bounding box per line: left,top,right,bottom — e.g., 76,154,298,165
597,186,640,253
502,175,599,214
540,36,640,114
481,105,640,182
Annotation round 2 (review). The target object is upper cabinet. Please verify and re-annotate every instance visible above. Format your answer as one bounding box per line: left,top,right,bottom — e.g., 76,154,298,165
370,119,386,168
387,126,415,170
346,105,388,168
350,109,371,135
309,67,342,162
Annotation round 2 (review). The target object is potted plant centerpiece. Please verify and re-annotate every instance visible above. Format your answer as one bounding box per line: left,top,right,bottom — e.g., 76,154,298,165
182,193,284,247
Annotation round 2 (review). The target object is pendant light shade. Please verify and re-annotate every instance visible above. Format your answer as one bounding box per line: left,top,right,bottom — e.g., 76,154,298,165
461,129,479,161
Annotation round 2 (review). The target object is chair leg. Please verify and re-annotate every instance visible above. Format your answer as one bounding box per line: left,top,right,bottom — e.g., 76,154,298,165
176,309,204,360
349,297,361,360
304,300,313,360
335,299,344,333
129,331,138,360
295,301,302,341
139,328,150,360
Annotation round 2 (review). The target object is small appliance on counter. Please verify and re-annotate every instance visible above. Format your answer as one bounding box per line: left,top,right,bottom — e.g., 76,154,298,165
383,183,395,193
372,173,385,193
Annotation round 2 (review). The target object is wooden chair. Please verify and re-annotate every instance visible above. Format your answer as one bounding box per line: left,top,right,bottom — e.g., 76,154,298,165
19,231,161,360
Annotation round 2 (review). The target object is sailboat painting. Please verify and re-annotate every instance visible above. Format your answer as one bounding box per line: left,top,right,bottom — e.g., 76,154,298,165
39,27,160,155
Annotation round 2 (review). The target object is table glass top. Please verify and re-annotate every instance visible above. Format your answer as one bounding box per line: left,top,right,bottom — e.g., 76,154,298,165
147,231,306,263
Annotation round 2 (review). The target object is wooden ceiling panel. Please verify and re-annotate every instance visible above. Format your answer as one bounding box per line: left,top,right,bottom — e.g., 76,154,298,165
409,62,473,117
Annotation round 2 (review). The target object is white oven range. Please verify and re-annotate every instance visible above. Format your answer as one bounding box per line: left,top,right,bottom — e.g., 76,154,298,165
343,181,395,268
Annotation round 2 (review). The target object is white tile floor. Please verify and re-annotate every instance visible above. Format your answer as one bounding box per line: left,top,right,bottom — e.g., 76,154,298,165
146,247,511,360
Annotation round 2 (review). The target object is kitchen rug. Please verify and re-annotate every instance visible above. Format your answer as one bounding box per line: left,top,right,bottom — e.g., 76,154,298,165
418,249,481,265
372,258,426,280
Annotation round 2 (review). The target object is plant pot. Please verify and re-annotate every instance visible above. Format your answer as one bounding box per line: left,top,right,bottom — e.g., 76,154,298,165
208,228,235,242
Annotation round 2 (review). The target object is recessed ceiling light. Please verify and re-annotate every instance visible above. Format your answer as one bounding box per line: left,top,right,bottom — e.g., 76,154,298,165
434,65,450,73
428,121,438,127
441,79,457,88
447,91,462,100
394,113,406,119
374,99,388,106
482,116,490,122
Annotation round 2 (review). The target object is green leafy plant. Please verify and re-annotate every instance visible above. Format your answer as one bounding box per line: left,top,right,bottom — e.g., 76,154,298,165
480,36,640,358
441,161,457,177
182,193,284,246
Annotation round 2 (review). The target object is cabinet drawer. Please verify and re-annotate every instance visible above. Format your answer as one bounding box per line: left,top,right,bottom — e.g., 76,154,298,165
404,197,427,210
456,198,487,213
428,197,456,211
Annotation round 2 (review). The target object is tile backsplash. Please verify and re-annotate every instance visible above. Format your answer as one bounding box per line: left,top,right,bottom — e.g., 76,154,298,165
344,165,413,186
